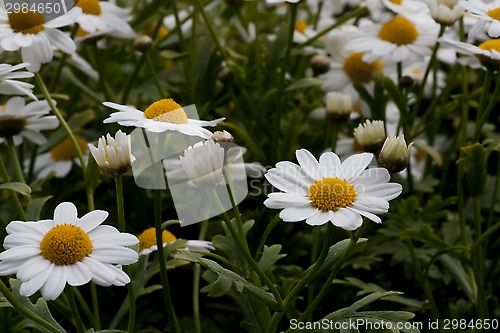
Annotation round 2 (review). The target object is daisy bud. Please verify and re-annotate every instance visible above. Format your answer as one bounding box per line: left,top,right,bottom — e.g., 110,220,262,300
180,140,225,188
211,130,234,143
133,35,153,53
88,130,135,178
325,92,352,121
311,54,331,75
218,67,234,83
399,75,415,88
378,135,413,173
426,0,465,26
353,119,386,152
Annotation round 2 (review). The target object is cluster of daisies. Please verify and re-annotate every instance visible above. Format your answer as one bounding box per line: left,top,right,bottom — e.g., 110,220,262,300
0,0,494,307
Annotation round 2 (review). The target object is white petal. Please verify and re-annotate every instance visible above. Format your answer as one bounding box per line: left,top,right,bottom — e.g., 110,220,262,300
330,208,362,230
279,206,318,222
66,262,93,286
89,247,138,265
318,152,341,178
296,149,322,179
76,210,108,232
41,265,68,300
305,210,331,226
17,257,51,281
339,153,373,182
53,202,78,225
19,263,54,297
0,246,40,261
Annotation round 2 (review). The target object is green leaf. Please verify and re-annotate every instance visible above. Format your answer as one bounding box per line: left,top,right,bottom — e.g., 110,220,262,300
457,143,488,197
9,279,67,333
84,330,127,333
197,258,279,310
0,182,31,196
26,196,53,220
159,50,187,59
284,77,322,92
257,245,286,273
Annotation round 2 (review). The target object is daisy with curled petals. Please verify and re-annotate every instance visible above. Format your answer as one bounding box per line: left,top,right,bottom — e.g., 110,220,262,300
70,0,135,39
0,8,79,72
0,202,139,301
138,227,214,256
0,97,58,146
460,0,500,39
103,98,224,139
346,14,440,63
0,63,37,100
264,149,402,230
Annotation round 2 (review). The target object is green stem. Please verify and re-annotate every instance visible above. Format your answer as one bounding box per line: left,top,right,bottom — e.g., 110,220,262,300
154,190,181,333
255,214,281,258
115,176,136,332
194,0,227,61
146,52,166,99
306,227,322,322
121,55,146,104
0,153,26,220
473,71,500,142
473,197,487,320
193,221,208,333
0,279,60,332
90,283,101,330
67,287,86,333
5,138,25,183
88,43,112,101
266,224,334,333
295,230,359,324
34,73,87,176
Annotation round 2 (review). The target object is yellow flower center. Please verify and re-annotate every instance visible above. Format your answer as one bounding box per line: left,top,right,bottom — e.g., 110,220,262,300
478,39,500,52
378,16,418,46
77,0,102,15
8,10,45,34
295,20,308,34
308,177,357,212
390,0,402,4
143,98,189,124
50,136,89,161
0,116,27,137
343,52,382,83
76,27,90,38
488,8,500,20
40,224,93,266
138,227,177,252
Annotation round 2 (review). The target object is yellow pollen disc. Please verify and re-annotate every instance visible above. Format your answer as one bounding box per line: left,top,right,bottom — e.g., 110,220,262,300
478,39,500,52
77,0,102,15
390,0,402,4
40,224,93,265
308,177,357,212
8,10,45,34
138,227,177,252
295,20,308,34
143,98,189,124
343,52,382,83
378,16,418,46
76,27,90,38
144,24,169,39
488,8,500,20
50,136,89,161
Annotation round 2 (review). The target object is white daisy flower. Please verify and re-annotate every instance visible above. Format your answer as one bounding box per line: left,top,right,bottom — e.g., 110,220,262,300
367,0,428,22
69,0,135,39
346,14,440,63
0,97,58,146
0,8,79,72
264,149,402,230
0,202,139,301
180,139,225,188
137,227,214,256
32,136,89,178
0,63,37,100
88,130,135,178
439,36,500,68
103,98,224,139
459,0,500,39
425,0,465,26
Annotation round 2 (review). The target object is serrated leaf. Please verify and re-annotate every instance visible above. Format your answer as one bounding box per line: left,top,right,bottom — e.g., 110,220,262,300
0,182,31,196
8,279,67,333
257,245,286,273
284,77,322,92
198,258,279,310
25,196,53,220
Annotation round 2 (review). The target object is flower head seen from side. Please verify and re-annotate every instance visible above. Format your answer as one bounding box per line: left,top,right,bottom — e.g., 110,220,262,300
138,227,214,256
460,0,500,40
0,63,37,100
378,134,413,173
264,149,402,230
426,0,465,26
32,135,89,179
103,98,224,139
0,7,79,72
179,139,225,188
71,0,135,39
439,37,500,69
88,130,135,178
353,119,387,152
346,14,440,63
0,202,139,300
0,97,59,145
